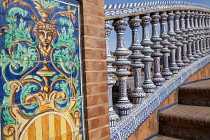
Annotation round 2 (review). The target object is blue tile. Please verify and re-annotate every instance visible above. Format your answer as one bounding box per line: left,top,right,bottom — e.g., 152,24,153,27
0,0,79,28
52,25,80,62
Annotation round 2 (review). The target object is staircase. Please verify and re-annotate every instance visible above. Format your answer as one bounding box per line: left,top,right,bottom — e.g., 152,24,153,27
152,80,210,140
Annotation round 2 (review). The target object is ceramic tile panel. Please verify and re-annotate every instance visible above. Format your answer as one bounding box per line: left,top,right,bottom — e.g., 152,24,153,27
0,0,80,28
0,0,83,139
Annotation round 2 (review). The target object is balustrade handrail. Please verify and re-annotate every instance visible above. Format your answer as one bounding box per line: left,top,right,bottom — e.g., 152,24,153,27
105,1,210,139
105,1,210,20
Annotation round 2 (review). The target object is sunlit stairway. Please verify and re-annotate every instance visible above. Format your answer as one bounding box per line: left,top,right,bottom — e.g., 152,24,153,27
152,80,210,140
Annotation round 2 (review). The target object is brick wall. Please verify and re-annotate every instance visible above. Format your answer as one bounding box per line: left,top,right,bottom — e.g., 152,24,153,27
80,0,110,139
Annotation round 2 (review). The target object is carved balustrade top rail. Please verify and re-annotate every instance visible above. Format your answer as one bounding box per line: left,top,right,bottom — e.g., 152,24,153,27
105,1,210,140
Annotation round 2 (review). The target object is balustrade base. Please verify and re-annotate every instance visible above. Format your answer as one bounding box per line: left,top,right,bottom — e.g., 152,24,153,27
162,70,173,80
152,77,165,86
109,114,119,127
142,80,156,94
115,99,133,116
133,97,144,104
130,88,146,104
117,109,131,116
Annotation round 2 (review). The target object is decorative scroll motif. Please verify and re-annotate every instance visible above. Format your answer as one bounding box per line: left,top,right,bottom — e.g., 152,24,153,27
0,0,83,139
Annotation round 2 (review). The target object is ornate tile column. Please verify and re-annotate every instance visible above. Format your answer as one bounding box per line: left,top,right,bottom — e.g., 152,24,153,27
190,11,200,61
141,14,156,93
174,11,184,70
160,12,172,80
168,11,179,74
194,11,202,57
198,12,206,57
151,12,165,86
205,13,210,53
105,21,119,127
112,19,133,116
185,11,195,63
180,11,190,66
207,14,210,52
128,16,146,104
203,13,209,54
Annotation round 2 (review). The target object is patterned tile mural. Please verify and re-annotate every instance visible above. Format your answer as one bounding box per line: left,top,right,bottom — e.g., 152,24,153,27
0,0,84,139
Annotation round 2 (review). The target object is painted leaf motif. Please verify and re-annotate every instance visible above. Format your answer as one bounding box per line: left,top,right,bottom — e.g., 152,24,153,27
32,0,64,9
8,7,28,17
2,107,16,125
20,84,39,115
22,75,42,82
51,74,65,81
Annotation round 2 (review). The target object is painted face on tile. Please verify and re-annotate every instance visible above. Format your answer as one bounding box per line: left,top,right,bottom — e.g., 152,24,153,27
34,22,56,48
38,30,54,47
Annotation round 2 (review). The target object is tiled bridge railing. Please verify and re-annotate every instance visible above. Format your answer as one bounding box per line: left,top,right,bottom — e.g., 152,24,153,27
105,1,210,139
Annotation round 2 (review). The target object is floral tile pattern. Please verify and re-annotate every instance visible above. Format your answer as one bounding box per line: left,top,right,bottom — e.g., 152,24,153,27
0,0,83,139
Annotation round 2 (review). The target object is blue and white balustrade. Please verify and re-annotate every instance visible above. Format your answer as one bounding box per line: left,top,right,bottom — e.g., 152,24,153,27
104,1,210,139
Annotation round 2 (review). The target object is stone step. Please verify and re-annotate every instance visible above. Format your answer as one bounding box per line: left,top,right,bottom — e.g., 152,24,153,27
151,135,182,140
159,104,210,139
178,80,210,106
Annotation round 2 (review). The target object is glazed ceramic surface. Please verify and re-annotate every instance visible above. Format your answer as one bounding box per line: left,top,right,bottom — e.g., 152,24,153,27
0,0,84,139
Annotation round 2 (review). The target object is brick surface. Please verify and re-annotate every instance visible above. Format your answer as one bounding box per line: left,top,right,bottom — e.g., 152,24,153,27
84,36,106,49
88,126,110,140
86,0,104,6
82,1,104,16
179,80,210,106
86,104,109,118
81,0,109,139
87,115,109,130
83,48,106,60
84,60,107,71
86,93,108,106
83,25,105,38
158,80,210,139
128,91,178,140
85,71,107,83
83,13,104,27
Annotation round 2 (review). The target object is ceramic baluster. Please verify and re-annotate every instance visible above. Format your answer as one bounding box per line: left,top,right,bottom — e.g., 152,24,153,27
105,21,119,127
190,11,199,61
198,12,206,57
128,16,146,104
185,11,195,63
203,13,209,54
150,12,165,86
205,14,210,53
160,12,172,80
180,11,190,66
168,11,179,74
194,12,202,57
140,14,156,94
174,11,184,70
112,19,133,116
